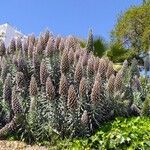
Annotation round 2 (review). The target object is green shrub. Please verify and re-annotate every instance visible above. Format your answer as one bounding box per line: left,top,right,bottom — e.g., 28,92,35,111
60,117,150,150
107,42,136,63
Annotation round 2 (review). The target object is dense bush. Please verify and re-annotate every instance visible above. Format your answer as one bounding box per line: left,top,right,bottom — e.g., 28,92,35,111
0,30,149,145
59,117,150,150
107,42,136,63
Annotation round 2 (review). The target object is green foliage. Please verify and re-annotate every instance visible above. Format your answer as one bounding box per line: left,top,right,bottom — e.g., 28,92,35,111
59,117,150,150
112,3,150,54
93,36,107,57
107,42,136,63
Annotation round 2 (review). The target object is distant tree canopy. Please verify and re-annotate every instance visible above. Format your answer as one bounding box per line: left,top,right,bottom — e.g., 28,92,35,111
143,0,150,4
112,3,150,54
107,42,136,63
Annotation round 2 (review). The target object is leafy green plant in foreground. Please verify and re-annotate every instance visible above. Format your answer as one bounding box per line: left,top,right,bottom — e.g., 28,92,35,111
59,117,150,150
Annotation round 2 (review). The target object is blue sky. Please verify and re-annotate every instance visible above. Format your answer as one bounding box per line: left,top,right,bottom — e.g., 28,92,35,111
0,0,142,40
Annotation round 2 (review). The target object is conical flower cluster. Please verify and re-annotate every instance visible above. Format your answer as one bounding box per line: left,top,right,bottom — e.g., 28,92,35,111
16,38,22,51
79,77,87,97
87,56,94,77
98,58,107,79
12,87,23,115
86,29,94,52
59,74,68,97
60,49,69,74
40,60,48,85
3,73,12,106
29,76,38,97
46,76,55,100
1,57,9,83
107,74,115,96
106,61,115,79
9,38,16,54
74,61,82,83
91,80,101,105
68,48,74,65
0,40,6,56
15,72,25,89
67,85,77,110
45,37,55,57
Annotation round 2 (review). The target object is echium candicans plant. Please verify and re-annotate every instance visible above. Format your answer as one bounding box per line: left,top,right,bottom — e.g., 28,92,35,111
0,40,6,57
86,29,94,53
1,29,149,141
86,55,94,91
66,85,79,137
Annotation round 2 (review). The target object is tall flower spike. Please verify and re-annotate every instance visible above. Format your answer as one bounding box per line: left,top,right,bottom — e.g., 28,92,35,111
106,61,115,79
15,72,25,89
17,51,28,75
94,57,99,72
3,73,12,106
16,38,22,51
74,49,80,64
86,29,94,53
39,35,46,49
114,70,123,92
28,34,36,45
59,38,65,52
45,37,55,57
9,38,16,54
40,60,48,85
22,40,28,57
82,52,88,66
12,86,23,115
0,40,6,57
87,56,94,77
12,54,18,66
103,56,110,70
60,49,69,74
65,35,77,51
67,85,77,110
68,48,74,65
74,61,82,83
36,39,43,55
107,74,115,96
32,51,40,69
46,76,55,100
59,74,68,97
43,30,50,44
54,36,61,50
91,79,101,105
29,75,38,97
98,58,107,79
28,42,34,59
79,77,87,97
1,57,9,83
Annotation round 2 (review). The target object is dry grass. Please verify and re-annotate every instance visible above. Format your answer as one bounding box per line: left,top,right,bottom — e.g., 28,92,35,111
0,140,48,150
